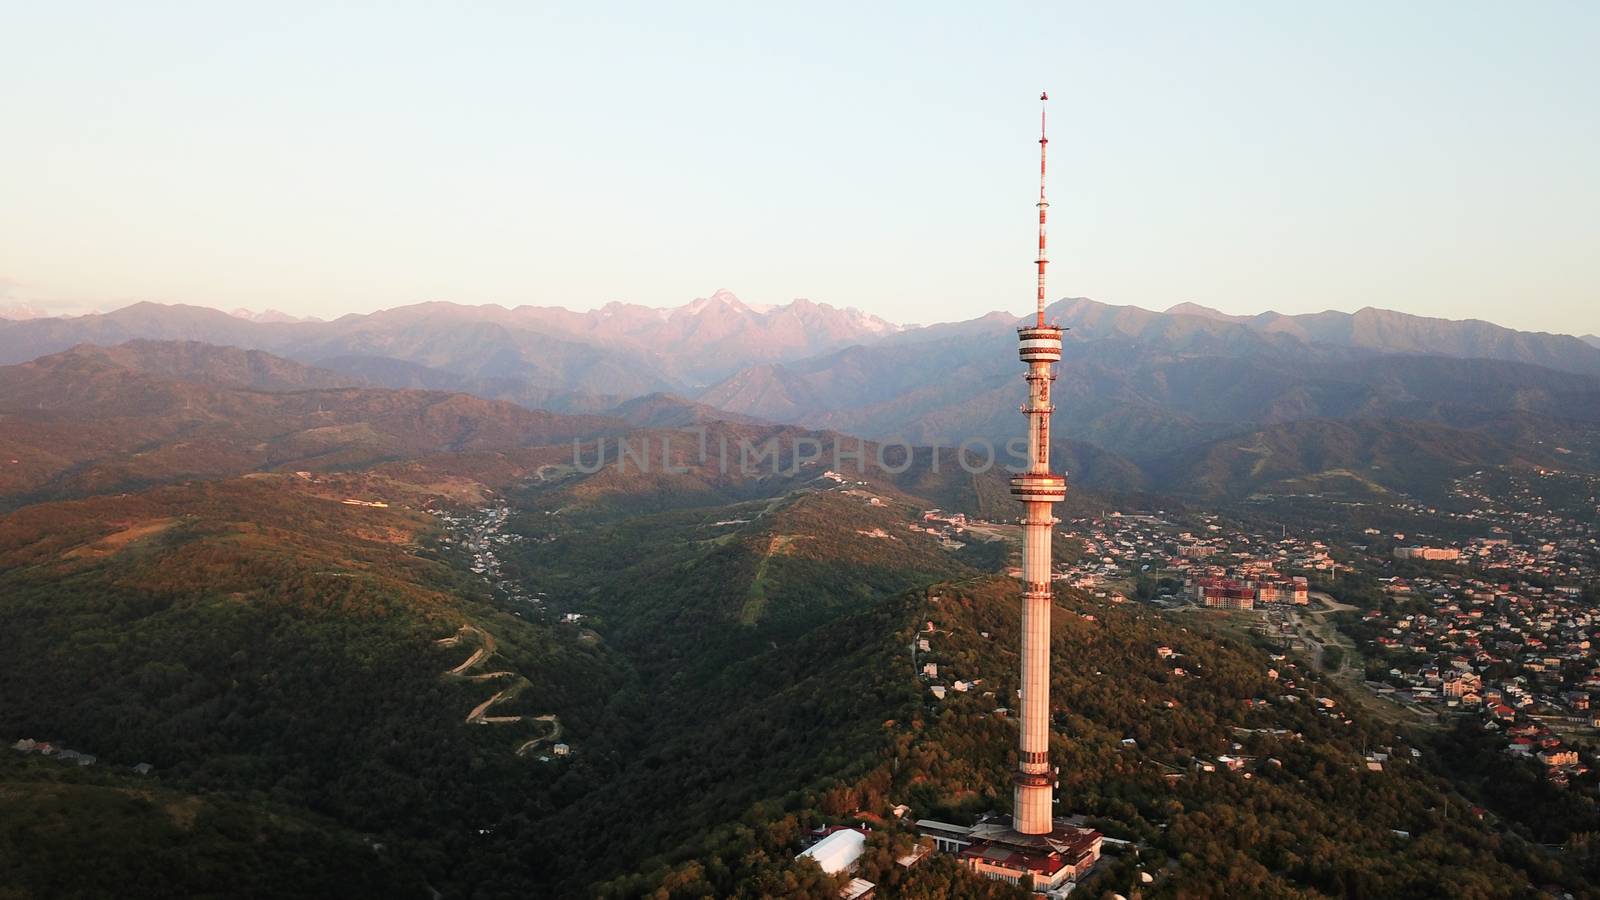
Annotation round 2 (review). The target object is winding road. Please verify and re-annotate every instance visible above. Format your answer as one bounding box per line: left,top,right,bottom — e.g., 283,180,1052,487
515,715,563,757
437,624,565,751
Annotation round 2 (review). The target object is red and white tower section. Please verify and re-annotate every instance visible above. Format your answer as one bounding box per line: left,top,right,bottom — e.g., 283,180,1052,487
1009,92,1066,836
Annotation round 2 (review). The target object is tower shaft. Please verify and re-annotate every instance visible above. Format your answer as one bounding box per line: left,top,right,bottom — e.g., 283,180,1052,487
1008,91,1065,836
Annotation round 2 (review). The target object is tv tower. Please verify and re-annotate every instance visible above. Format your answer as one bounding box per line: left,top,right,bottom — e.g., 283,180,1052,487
1009,91,1066,836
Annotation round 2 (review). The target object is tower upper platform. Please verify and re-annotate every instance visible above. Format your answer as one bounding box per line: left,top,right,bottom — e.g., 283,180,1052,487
1017,324,1064,363
1009,472,1066,501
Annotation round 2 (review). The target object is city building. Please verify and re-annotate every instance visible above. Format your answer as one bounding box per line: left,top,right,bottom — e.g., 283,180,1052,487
1394,546,1462,561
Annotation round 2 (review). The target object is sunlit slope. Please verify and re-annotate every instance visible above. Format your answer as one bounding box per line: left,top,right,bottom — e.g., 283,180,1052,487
505,465,975,666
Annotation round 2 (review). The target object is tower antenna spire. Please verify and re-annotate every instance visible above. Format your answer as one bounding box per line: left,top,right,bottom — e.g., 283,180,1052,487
1036,91,1049,327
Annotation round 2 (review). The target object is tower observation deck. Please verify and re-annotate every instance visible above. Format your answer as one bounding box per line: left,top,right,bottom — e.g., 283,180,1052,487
1008,92,1066,836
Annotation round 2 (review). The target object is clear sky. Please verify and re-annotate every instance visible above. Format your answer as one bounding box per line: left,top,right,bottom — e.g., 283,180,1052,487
2,1,1596,335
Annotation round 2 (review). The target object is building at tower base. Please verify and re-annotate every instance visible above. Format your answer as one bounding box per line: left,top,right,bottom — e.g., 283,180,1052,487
917,816,1103,894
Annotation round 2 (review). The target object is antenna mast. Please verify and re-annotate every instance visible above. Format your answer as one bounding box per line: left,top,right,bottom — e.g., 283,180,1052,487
1035,91,1049,327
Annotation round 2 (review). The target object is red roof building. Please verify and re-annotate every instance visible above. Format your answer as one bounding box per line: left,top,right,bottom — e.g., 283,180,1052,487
956,820,1102,892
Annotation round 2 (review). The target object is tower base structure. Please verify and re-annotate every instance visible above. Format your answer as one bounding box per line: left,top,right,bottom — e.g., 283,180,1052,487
918,814,1103,894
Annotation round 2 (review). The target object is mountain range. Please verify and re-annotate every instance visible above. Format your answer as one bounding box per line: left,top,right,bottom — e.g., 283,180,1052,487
3,292,1598,500
5,292,1593,390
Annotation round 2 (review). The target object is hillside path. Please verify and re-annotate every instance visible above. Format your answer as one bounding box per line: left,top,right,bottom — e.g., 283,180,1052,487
439,624,566,747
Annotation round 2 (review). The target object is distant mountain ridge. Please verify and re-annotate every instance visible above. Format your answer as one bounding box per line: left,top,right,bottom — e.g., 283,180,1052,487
700,297,1600,458
4,293,1593,376
65,340,361,391
5,294,1599,501
3,337,1596,507
1056,298,1600,374
0,291,901,394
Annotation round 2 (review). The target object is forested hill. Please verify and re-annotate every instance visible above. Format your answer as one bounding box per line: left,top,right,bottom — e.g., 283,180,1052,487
0,752,417,899
0,475,621,897
0,452,1019,896
46,339,363,391
0,347,620,508
614,577,1598,898
3,435,1596,897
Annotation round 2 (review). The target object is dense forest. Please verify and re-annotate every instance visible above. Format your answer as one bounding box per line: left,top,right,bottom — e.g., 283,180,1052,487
613,576,1596,898
0,754,418,899
0,468,1006,896
2,455,1597,898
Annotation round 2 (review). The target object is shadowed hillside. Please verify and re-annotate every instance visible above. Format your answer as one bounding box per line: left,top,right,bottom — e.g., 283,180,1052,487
62,339,362,390
0,753,421,899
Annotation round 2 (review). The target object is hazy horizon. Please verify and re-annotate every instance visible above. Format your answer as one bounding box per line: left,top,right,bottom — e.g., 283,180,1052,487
3,2,1597,334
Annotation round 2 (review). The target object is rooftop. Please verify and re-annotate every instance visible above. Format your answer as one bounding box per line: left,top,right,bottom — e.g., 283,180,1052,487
796,827,867,876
